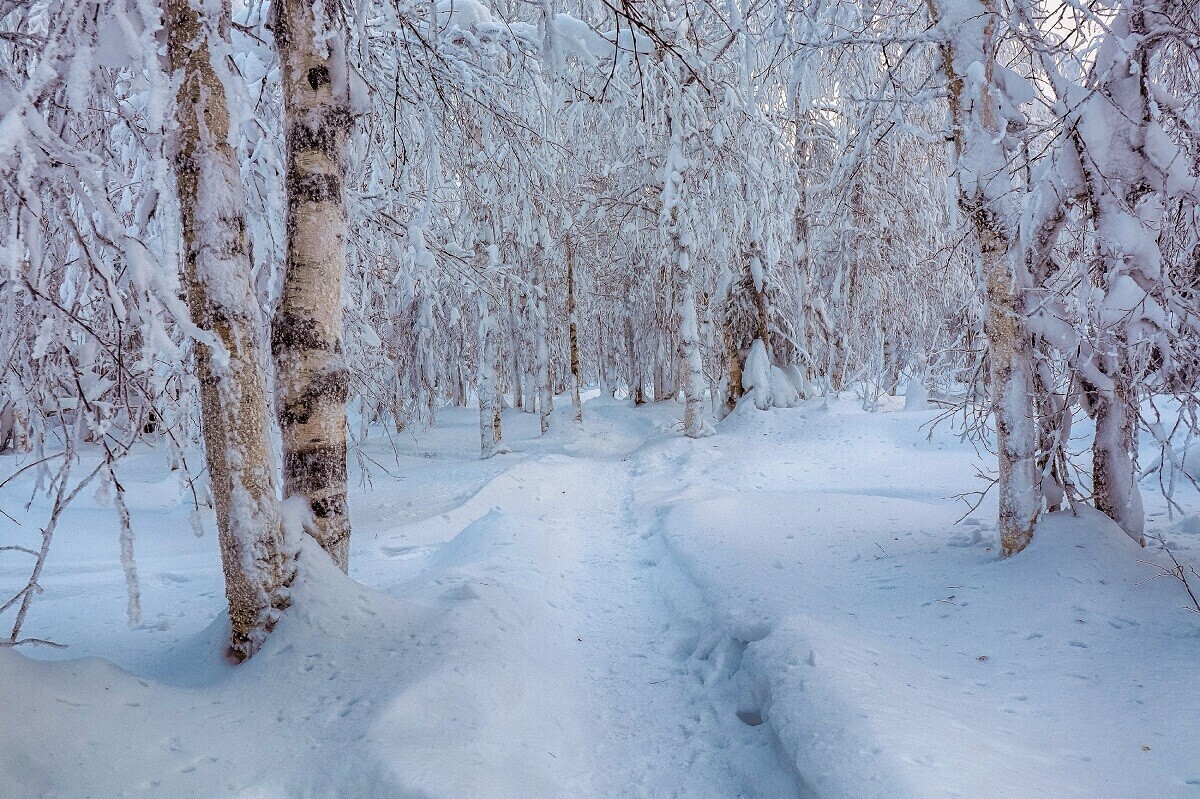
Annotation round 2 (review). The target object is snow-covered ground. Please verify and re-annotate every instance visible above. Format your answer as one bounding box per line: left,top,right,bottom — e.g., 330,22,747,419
2,394,1198,798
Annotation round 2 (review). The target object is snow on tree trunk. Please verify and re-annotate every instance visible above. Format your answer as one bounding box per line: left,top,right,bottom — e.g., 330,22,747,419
536,257,553,433
567,244,583,424
677,242,711,438
510,287,524,413
626,304,645,405
984,236,1041,557
271,0,353,571
165,0,294,659
478,292,501,458
1091,355,1144,541
741,339,772,411
1057,0,1180,546
661,100,711,438
930,0,1040,556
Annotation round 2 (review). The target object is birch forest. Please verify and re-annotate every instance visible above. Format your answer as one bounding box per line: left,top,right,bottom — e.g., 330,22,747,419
2,1,1199,797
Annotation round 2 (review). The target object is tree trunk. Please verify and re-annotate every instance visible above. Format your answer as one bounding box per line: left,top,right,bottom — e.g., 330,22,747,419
626,305,645,405
510,288,523,413
478,293,501,458
597,314,615,397
931,0,1041,556
722,315,744,417
982,234,1040,557
653,338,675,402
750,241,771,355
166,0,293,659
271,0,353,571
567,246,583,424
676,236,710,438
536,258,553,433
1091,350,1145,543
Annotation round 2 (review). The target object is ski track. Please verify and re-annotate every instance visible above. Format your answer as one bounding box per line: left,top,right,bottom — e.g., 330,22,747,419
522,454,802,798
370,445,807,798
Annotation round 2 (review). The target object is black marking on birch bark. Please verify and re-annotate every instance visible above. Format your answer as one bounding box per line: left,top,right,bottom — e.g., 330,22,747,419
278,367,350,425
307,66,330,90
287,169,342,205
310,492,347,519
269,2,292,42
272,311,333,356
288,108,352,159
284,445,347,493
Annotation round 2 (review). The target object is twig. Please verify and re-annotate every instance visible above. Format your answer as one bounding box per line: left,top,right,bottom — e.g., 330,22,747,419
1138,535,1200,613
0,637,67,649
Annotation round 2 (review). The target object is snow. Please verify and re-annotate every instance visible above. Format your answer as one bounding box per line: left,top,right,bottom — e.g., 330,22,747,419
742,340,802,411
2,396,1198,798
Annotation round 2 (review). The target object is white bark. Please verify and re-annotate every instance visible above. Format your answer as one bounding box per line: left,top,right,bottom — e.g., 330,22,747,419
677,238,711,438
271,0,353,571
478,292,501,458
166,0,293,658
536,257,553,433
930,0,1040,556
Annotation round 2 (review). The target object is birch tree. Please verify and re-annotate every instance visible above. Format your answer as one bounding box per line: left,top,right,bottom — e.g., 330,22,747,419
928,0,1041,556
271,0,354,571
1059,0,1196,543
165,0,294,657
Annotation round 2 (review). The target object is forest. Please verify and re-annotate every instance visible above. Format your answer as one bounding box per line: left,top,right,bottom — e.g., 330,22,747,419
1,0,1198,797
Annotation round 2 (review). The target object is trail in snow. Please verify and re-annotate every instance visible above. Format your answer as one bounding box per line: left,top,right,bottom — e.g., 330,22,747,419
520,456,802,798
4,396,1197,798
366,433,806,798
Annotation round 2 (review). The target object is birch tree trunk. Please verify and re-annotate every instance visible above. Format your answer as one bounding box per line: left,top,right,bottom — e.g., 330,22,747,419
1070,2,1158,545
536,257,554,433
676,233,711,438
626,303,645,405
478,292,501,458
566,242,583,424
982,231,1041,557
931,0,1040,557
1091,350,1144,541
271,0,353,571
166,0,293,659
510,287,524,412
654,338,676,402
721,314,744,416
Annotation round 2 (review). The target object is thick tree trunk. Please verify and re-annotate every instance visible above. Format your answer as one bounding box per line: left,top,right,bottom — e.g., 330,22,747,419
932,0,1041,557
982,236,1040,557
567,247,583,424
478,293,501,458
536,259,553,433
271,0,353,571
510,288,523,412
166,0,293,659
626,305,645,405
1091,351,1145,543
676,236,710,438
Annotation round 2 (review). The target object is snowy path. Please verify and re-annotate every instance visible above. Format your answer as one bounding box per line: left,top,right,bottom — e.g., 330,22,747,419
370,449,805,798
531,456,802,798
4,397,1198,799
